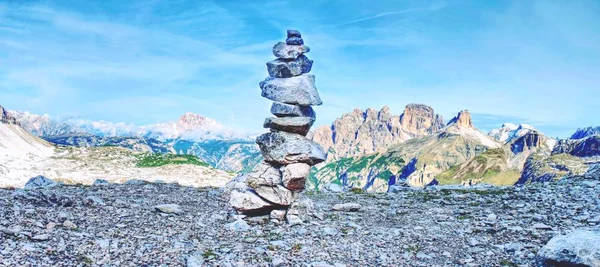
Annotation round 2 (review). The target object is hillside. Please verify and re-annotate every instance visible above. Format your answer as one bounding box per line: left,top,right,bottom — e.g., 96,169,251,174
1,105,234,188
310,110,501,191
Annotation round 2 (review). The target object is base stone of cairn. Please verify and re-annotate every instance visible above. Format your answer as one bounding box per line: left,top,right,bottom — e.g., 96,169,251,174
229,30,326,223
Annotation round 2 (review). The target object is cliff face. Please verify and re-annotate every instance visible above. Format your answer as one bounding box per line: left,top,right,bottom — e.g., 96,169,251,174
311,104,444,163
399,104,444,136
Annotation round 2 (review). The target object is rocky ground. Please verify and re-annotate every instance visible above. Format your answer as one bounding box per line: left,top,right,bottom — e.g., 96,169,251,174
1,176,599,266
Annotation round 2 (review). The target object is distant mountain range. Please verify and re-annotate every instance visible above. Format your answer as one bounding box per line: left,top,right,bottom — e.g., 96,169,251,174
8,109,261,173
308,104,599,192
3,103,599,191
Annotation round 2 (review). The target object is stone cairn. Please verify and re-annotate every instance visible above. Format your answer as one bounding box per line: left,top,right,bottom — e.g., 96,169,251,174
230,30,326,222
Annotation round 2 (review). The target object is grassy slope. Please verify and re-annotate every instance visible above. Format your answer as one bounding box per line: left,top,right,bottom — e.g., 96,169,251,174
135,153,210,168
436,148,521,186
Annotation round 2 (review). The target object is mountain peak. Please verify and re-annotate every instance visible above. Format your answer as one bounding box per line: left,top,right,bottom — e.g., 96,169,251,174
502,123,518,130
448,110,473,128
0,105,18,125
400,103,444,135
177,113,217,131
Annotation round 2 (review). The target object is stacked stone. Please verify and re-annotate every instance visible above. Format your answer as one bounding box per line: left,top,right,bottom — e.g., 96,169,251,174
230,30,326,218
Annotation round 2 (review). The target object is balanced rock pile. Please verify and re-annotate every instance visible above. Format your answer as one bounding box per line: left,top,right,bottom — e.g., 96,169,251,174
230,30,326,220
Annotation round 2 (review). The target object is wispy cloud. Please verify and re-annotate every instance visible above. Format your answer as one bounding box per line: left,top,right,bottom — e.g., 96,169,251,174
336,4,448,27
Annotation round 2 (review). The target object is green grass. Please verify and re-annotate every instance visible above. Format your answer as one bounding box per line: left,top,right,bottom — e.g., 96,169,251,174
135,153,210,168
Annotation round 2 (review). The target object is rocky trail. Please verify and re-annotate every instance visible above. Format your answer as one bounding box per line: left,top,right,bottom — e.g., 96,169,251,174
1,176,599,266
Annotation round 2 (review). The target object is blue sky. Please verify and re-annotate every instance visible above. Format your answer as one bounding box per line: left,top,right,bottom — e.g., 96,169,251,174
0,0,599,138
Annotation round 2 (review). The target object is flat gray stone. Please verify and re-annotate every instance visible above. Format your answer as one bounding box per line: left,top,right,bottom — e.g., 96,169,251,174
256,131,326,165
332,203,362,212
246,162,281,189
260,74,322,106
229,190,274,213
267,55,313,78
272,42,310,59
154,204,184,215
271,102,315,118
254,185,295,206
263,116,315,135
282,163,311,191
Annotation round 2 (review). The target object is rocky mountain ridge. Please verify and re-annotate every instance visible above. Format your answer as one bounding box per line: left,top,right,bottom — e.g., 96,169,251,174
310,104,444,163
570,126,600,140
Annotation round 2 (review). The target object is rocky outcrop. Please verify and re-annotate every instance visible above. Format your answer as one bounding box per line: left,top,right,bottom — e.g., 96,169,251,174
511,131,543,153
446,110,473,128
552,135,600,158
310,104,443,163
517,154,588,184
0,105,17,125
230,30,325,218
399,104,444,136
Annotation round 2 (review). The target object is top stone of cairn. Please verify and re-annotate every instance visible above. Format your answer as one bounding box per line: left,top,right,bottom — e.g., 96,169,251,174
286,29,304,45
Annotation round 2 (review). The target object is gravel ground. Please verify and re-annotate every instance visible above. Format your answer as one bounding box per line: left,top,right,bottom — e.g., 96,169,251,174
1,176,599,267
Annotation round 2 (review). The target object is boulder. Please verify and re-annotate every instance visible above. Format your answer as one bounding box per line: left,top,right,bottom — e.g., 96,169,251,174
272,42,310,59
24,176,58,189
260,74,322,106
246,162,282,189
256,131,326,165
267,55,313,78
230,190,274,213
282,163,311,191
286,37,304,45
254,185,296,206
537,229,600,266
263,117,315,135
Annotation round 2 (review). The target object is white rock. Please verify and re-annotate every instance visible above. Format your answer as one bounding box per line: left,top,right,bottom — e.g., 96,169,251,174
538,229,600,266
154,204,184,215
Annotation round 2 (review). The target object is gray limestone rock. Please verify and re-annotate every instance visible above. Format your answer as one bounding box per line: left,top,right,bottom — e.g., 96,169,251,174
537,229,600,266
256,131,326,165
254,185,295,206
246,162,282,189
260,74,322,106
264,117,315,136
267,55,313,78
271,102,315,118
282,163,311,191
229,190,274,213
24,176,58,189
272,42,310,60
